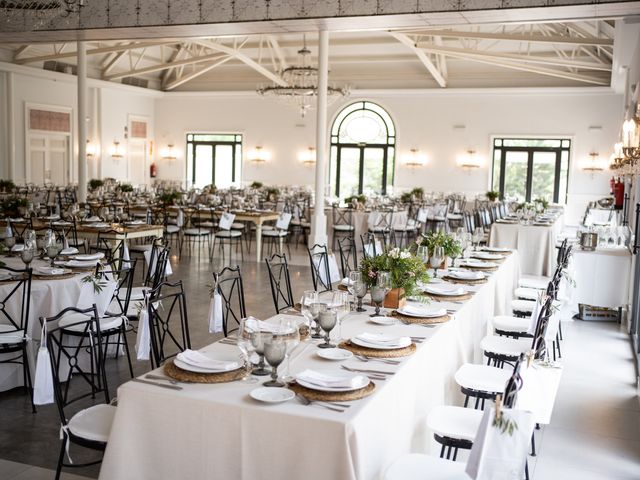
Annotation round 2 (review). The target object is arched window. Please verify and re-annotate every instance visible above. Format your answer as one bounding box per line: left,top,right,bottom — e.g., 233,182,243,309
329,101,396,197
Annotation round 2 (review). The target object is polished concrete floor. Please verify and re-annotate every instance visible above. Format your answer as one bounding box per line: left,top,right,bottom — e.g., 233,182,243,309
0,244,638,479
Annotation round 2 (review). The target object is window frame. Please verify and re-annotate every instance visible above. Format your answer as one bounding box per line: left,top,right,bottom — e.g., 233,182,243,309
491,136,572,203
186,133,243,189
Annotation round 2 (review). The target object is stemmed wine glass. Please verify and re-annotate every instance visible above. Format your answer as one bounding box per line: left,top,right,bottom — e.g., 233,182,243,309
331,291,350,341
309,302,327,339
20,240,35,267
370,271,391,316
45,233,63,267
263,335,287,387
354,279,368,312
317,310,337,349
236,318,259,384
348,270,361,309
416,245,429,264
472,227,484,251
250,331,272,376
430,246,445,277
279,317,300,383
300,290,318,333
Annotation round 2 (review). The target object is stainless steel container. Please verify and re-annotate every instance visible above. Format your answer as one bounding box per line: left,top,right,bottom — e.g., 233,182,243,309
580,232,598,251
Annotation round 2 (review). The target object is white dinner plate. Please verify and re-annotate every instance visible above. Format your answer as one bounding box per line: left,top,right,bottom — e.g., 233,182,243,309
350,334,412,350
73,253,105,261
174,357,241,374
64,260,100,268
250,387,295,404
296,372,369,392
316,348,354,361
35,267,70,276
471,252,504,260
424,285,466,296
396,305,447,318
459,260,498,268
481,247,511,253
369,316,397,326
446,270,485,281
0,272,14,281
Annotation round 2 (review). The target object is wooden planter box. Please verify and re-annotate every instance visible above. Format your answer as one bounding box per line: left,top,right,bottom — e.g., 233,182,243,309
384,288,406,309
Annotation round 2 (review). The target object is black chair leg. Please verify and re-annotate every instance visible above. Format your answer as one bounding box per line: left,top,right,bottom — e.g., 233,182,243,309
530,431,536,456
55,437,66,480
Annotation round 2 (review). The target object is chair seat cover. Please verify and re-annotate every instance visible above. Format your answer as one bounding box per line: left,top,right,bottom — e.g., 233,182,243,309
68,404,116,444
216,230,242,238
454,363,511,394
514,287,539,301
518,275,550,290
0,325,25,344
262,230,288,237
384,454,468,480
492,315,530,333
231,222,245,230
333,224,355,232
480,335,532,357
129,244,153,253
183,228,210,236
427,405,483,442
511,299,536,313
165,225,180,234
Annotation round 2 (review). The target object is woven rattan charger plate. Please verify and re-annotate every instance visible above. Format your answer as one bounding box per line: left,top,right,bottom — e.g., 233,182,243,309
424,292,473,302
442,275,488,285
164,360,248,383
390,310,451,325
33,271,76,280
338,340,417,358
460,264,498,272
287,379,376,402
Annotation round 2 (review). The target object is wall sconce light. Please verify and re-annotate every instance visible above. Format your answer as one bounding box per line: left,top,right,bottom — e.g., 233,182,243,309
161,144,178,161
583,151,604,175
402,148,427,168
299,147,316,166
109,140,124,159
248,146,270,164
86,139,96,158
458,149,482,170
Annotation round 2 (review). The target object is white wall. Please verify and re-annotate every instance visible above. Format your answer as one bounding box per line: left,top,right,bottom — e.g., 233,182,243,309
155,89,623,224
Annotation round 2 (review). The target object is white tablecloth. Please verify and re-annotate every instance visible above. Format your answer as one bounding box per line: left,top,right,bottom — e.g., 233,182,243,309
100,253,519,480
0,256,87,391
489,217,563,276
569,247,632,311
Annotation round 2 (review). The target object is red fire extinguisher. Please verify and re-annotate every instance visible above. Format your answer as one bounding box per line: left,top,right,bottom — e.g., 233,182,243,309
613,178,624,210
150,162,157,178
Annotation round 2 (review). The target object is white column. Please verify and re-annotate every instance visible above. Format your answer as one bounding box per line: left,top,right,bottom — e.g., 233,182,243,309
6,72,15,181
77,41,88,202
309,29,329,247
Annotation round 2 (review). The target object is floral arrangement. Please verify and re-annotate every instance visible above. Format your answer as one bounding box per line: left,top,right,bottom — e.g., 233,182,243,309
419,231,462,258
515,201,535,213
118,183,134,193
533,197,549,211
265,187,280,201
344,194,367,205
0,196,28,217
0,179,15,192
88,179,104,191
158,190,181,205
359,247,430,297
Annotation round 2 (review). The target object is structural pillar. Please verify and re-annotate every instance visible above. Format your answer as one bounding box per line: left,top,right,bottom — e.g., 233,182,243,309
77,41,88,202
6,72,15,181
309,29,329,247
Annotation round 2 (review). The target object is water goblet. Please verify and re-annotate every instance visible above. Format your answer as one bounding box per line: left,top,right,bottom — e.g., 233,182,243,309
236,318,259,384
354,281,368,312
370,286,387,317
279,318,300,382
472,227,484,251
348,270,361,308
416,245,429,264
331,291,350,340
263,335,287,387
250,331,272,376
309,302,327,339
21,243,35,267
317,310,337,349
46,236,63,267
430,246,445,277
4,235,15,249
300,290,318,332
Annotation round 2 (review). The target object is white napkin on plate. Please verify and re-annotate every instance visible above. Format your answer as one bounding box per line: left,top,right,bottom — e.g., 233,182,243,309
84,216,101,222
66,260,99,268
36,267,65,275
353,332,411,348
296,369,366,389
60,247,79,255
245,317,280,333
399,304,447,317
74,252,104,261
11,244,24,252
425,283,465,296
340,277,354,286
177,349,239,371
449,270,484,280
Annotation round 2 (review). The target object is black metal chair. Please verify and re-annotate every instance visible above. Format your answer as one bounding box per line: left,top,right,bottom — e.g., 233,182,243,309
307,244,333,293
214,266,247,336
147,281,191,368
331,206,355,250
40,305,112,480
265,253,295,314
0,265,34,412
360,232,383,259
337,236,358,278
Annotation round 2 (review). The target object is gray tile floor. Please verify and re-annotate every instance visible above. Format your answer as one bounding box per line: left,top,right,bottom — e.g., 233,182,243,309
1,244,638,479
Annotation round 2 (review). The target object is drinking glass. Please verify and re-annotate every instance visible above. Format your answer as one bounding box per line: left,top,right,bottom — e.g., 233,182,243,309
300,290,318,332
370,286,387,317
279,317,300,382
46,234,63,267
236,318,259,384
309,302,327,339
250,331,272,376
416,245,429,264
331,291,350,340
21,243,35,267
348,270,361,308
4,234,15,249
430,246,445,277
472,227,484,251
354,280,368,312
317,310,337,349
263,335,287,387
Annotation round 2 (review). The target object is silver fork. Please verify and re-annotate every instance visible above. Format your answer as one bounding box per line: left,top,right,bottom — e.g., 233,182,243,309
295,394,346,412
341,365,394,376
145,374,184,385
355,354,400,365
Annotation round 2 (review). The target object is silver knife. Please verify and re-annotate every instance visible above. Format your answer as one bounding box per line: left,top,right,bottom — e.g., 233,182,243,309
131,378,183,390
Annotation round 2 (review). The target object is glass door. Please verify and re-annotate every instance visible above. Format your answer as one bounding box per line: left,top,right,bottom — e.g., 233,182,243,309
213,144,234,189
362,147,386,195
502,150,528,201
530,151,558,201
193,144,213,189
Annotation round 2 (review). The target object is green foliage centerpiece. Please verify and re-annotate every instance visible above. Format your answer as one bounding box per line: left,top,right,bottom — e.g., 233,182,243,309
359,247,430,308
420,231,462,258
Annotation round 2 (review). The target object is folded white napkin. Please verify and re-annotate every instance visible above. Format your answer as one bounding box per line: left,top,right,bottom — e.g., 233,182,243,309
60,247,79,255
84,216,101,222
11,244,24,252
340,277,354,286
399,304,447,317
462,259,497,267
473,252,503,260
74,252,104,261
449,270,484,280
208,292,223,334
245,317,280,333
66,259,99,268
177,349,239,371
353,332,411,348
296,369,367,389
126,220,145,225
36,267,65,275
425,283,465,296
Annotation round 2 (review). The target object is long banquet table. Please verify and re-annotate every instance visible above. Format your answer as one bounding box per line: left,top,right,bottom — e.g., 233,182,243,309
99,252,519,480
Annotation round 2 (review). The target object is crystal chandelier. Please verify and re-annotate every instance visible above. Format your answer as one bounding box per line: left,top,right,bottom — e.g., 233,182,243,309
257,35,349,118
0,0,86,25
611,110,640,176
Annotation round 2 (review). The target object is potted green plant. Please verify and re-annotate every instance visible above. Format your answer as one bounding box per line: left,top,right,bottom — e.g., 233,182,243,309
410,187,424,200
265,187,280,202
1,196,28,217
118,183,134,193
400,192,413,204
533,197,549,212
359,247,430,308
88,179,104,191
158,191,181,206
250,181,264,189
486,190,500,202
0,179,15,193
421,231,462,267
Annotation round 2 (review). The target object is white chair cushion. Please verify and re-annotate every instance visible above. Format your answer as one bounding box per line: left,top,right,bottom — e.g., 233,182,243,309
518,274,551,290
514,287,540,301
427,405,483,442
492,315,530,333
216,230,242,238
127,286,149,302
511,298,536,313
300,222,311,228
231,222,245,230
369,227,388,233
129,244,153,253
183,228,210,236
433,215,446,221
262,230,288,237
0,325,25,344
68,403,116,444
333,224,354,231
393,225,418,232
59,313,124,333
197,221,215,228
454,363,511,394
480,335,532,357
165,225,180,234
447,213,463,220
384,454,468,480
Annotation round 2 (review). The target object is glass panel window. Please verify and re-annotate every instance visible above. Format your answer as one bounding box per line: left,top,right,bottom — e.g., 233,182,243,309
193,144,213,189
186,133,242,189
530,151,556,202
338,147,361,197
503,151,529,201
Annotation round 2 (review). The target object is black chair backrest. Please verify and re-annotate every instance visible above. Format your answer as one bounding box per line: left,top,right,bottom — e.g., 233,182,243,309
337,236,357,278
360,232,382,259
0,266,32,335
147,281,191,368
41,304,109,420
503,354,525,408
265,253,294,314
8,218,33,241
144,240,170,288
101,259,136,317
332,207,353,227
92,229,126,264
531,296,554,359
214,265,247,336
307,244,332,293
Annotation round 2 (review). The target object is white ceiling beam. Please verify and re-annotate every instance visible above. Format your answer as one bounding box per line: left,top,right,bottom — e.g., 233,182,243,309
101,49,128,75
14,40,181,65
12,45,31,60
190,39,288,86
406,29,613,46
417,46,609,85
164,56,234,90
103,52,227,81
389,32,446,87
433,36,447,80
266,35,288,70
416,43,611,71
161,44,189,86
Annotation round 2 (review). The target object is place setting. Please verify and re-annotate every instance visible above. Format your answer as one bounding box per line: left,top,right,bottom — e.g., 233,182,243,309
389,302,451,325
421,282,473,301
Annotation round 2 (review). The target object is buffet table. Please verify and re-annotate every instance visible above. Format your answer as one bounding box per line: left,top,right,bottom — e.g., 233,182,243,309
99,252,519,480
489,217,563,276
